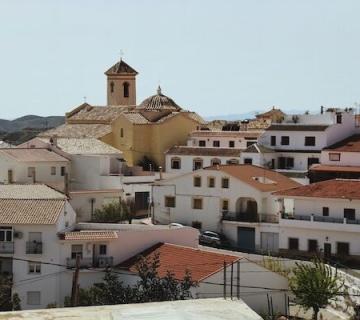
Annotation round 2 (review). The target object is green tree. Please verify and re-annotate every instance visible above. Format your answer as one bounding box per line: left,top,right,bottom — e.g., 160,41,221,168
91,200,130,223
290,259,344,319
0,275,21,311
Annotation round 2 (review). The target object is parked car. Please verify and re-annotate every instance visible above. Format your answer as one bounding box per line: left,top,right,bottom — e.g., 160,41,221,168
168,223,183,228
199,231,221,247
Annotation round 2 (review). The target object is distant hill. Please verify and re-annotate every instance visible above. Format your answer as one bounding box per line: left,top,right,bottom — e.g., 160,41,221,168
0,115,65,145
0,115,65,133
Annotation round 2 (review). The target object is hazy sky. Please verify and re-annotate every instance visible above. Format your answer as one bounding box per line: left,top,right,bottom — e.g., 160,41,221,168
1,0,360,119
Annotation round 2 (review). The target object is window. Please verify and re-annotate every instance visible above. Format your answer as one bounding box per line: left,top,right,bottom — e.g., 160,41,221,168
61,166,66,176
246,141,255,148
308,240,318,253
329,153,340,161
288,238,299,250
278,157,294,169
229,141,235,148
213,140,220,147
50,166,56,176
193,176,202,187
120,128,124,138
305,136,316,146
192,198,203,210
7,170,13,184
192,221,202,229
337,242,349,256
244,158,253,165
171,158,181,169
71,244,83,259
226,159,239,164
193,159,203,171
99,244,107,255
222,199,229,212
0,227,12,242
199,140,206,147
271,136,276,146
336,113,342,124
165,196,176,208
27,291,41,305
211,158,221,166
344,208,355,221
221,177,229,189
322,207,329,217
28,167,35,178
28,262,41,274
110,81,114,93
208,177,215,188
123,82,129,98
281,136,290,145
307,157,319,168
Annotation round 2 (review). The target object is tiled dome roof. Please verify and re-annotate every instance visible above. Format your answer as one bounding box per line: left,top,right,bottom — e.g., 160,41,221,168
138,86,181,111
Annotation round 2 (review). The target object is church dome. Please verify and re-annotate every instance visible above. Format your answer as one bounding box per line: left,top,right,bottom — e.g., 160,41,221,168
138,86,181,111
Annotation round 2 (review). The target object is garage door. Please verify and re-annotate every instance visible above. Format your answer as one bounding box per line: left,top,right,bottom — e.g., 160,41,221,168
237,227,255,252
260,232,279,252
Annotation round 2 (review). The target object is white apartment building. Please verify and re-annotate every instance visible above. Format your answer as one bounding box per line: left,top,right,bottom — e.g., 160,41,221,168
0,148,70,191
165,146,241,174
273,179,360,262
152,164,299,252
309,134,360,182
241,108,359,183
0,184,76,310
187,130,262,149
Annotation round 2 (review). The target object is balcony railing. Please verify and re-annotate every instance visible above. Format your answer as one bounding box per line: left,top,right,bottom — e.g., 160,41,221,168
0,242,14,254
66,256,114,269
26,241,43,254
281,213,360,225
222,212,278,223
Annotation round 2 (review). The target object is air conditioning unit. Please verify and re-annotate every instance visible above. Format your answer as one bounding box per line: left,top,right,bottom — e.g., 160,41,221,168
14,231,23,239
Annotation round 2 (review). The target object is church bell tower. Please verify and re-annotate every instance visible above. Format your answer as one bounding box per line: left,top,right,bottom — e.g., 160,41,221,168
105,59,138,106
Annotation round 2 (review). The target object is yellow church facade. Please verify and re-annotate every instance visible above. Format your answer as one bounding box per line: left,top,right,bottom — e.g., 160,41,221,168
41,59,204,168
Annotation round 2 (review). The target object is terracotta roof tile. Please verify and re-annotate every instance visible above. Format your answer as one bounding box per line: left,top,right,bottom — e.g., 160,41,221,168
205,165,300,192
273,179,360,200
62,231,118,241
105,59,138,75
67,106,128,123
266,124,329,131
166,146,241,157
39,124,112,138
324,134,360,152
0,148,69,162
118,243,240,282
190,131,262,138
0,184,66,199
309,164,360,173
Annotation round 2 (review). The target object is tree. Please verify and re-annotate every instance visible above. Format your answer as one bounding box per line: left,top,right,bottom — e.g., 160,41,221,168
137,156,158,171
290,259,344,319
64,253,197,307
0,275,21,311
91,200,130,223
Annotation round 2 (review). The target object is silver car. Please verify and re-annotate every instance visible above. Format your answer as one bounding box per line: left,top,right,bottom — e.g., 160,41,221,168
199,231,221,247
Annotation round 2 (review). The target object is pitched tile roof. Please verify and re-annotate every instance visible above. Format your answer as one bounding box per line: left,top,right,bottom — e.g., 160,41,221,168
205,165,300,192
0,184,66,224
0,184,66,199
266,124,329,131
61,230,118,241
105,59,138,75
0,148,68,162
243,143,274,154
66,105,129,123
309,164,360,173
138,87,181,111
324,134,360,152
117,243,240,282
39,123,112,138
273,179,360,200
39,138,122,155
166,146,241,157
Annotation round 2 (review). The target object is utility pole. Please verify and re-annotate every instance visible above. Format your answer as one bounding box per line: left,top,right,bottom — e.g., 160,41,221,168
71,255,81,307
236,260,240,299
230,262,233,299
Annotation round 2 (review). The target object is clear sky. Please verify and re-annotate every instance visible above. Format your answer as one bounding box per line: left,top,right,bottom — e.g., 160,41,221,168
1,0,360,119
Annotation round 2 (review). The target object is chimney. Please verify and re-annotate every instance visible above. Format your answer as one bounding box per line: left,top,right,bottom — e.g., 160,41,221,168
159,166,163,180
320,106,324,114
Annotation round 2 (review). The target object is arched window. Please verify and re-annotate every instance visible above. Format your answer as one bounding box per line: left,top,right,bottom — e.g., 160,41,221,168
110,81,114,93
211,158,221,166
123,82,130,98
120,128,124,138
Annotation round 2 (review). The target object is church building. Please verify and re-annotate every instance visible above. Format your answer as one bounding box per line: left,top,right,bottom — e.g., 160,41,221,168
41,59,204,168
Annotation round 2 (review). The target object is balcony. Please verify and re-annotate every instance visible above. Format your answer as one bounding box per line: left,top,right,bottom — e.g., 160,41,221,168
222,212,278,223
26,241,43,254
0,242,14,254
66,256,114,269
281,213,360,225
